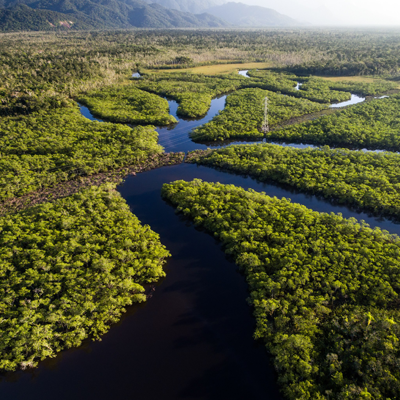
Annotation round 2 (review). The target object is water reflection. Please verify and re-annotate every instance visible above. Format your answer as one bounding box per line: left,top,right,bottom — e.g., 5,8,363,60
156,96,227,153
295,82,303,90
329,94,366,108
79,103,103,122
238,70,250,77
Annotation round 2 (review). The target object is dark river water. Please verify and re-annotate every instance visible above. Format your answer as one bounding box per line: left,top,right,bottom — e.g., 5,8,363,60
1,77,398,400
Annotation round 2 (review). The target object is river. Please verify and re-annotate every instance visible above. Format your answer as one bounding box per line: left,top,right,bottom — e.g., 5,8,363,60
0,72,398,400
239,70,366,108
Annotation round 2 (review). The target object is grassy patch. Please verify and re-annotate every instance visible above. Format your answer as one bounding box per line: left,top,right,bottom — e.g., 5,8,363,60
147,62,272,75
319,76,380,83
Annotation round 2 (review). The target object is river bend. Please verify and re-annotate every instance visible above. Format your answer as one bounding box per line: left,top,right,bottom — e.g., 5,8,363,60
1,72,398,400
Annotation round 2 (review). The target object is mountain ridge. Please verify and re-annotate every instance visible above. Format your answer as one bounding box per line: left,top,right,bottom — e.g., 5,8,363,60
141,0,225,14
204,2,301,27
0,0,229,31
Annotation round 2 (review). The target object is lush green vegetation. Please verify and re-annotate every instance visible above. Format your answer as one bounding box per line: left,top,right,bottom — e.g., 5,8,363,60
0,104,162,201
0,4,93,32
191,88,327,141
162,179,400,400
327,79,397,97
2,29,399,117
248,70,397,101
247,70,351,103
137,72,246,118
78,85,177,125
0,0,227,32
3,28,400,388
187,144,400,219
138,69,389,123
0,184,169,371
264,95,400,151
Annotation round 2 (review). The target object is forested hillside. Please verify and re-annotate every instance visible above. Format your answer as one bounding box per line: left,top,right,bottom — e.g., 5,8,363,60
0,0,228,31
0,4,96,31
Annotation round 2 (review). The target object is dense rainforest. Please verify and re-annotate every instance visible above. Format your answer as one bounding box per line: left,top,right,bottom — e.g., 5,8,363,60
0,104,163,201
78,85,177,125
187,144,400,219
247,69,396,99
135,69,394,124
162,179,400,400
190,88,327,141
0,184,170,371
136,72,246,118
2,29,400,117
190,81,398,142
264,95,400,151
2,28,400,399
246,70,351,103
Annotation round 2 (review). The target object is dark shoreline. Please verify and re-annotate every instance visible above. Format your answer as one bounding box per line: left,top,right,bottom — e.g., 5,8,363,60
0,152,184,216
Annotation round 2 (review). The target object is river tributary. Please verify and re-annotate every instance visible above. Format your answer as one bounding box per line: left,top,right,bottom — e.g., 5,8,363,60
1,72,398,400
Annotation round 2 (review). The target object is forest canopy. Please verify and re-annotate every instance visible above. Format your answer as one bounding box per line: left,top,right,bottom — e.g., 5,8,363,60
162,179,400,400
0,105,163,201
263,95,400,151
2,28,400,395
190,88,327,142
137,71,247,118
0,184,170,371
78,84,177,126
186,144,400,219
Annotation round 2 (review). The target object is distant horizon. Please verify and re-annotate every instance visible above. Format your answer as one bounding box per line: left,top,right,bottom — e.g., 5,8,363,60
225,0,400,26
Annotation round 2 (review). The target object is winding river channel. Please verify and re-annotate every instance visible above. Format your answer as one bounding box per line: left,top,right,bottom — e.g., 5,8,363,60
1,72,399,400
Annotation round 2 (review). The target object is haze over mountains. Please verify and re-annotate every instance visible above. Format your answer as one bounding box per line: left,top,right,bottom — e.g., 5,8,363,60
204,2,301,27
141,0,225,14
0,0,303,31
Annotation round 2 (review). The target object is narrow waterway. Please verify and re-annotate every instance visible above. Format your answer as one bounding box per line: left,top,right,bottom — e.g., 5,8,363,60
1,72,398,400
329,93,366,108
238,70,367,108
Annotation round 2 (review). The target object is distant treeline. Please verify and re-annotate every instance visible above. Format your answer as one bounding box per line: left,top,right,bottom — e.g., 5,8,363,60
1,29,400,116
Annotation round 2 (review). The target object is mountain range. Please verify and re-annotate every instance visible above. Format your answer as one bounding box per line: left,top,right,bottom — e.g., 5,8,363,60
204,2,300,27
0,0,302,31
0,0,228,31
141,0,225,14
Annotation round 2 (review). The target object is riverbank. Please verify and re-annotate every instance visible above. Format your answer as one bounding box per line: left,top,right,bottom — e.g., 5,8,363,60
0,152,184,216
2,65,400,400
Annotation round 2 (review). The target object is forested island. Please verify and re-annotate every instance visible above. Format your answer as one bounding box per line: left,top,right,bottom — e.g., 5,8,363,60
1,28,400,400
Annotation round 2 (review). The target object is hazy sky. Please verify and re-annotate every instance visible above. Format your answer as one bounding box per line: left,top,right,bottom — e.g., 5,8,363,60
241,0,400,25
